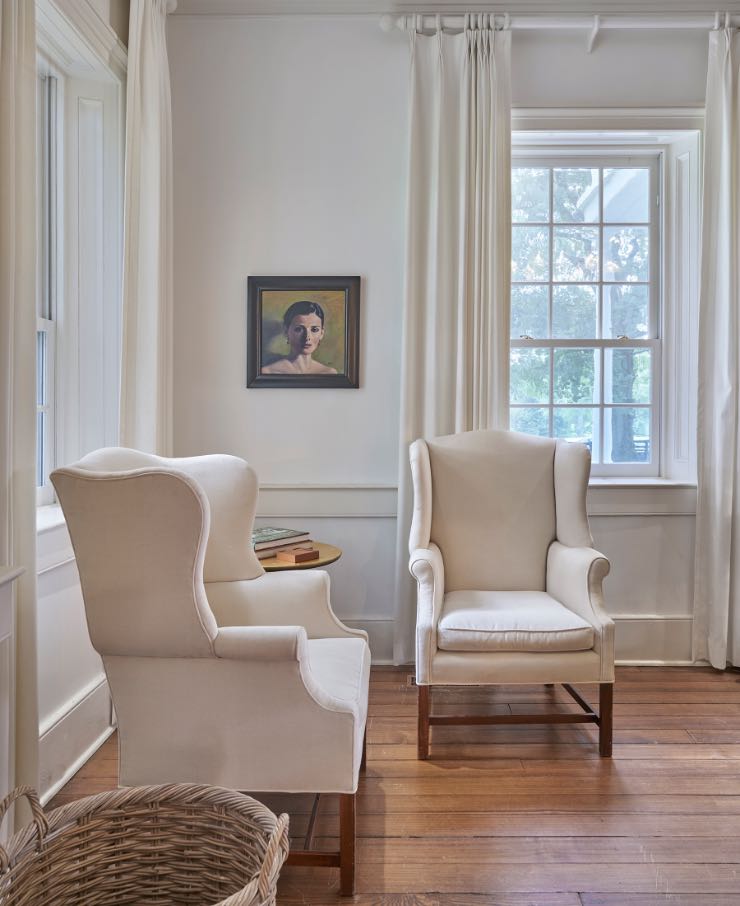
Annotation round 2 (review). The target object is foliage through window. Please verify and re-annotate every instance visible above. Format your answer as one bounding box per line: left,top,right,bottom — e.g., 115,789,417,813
510,156,659,476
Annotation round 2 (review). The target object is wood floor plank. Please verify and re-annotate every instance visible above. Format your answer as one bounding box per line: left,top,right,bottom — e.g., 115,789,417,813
46,665,740,903
581,897,740,906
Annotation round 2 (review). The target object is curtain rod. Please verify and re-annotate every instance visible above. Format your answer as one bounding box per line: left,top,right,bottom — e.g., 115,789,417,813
379,11,736,51
379,12,738,35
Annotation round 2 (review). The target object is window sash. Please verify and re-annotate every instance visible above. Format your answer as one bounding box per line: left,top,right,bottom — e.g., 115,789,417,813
510,152,661,477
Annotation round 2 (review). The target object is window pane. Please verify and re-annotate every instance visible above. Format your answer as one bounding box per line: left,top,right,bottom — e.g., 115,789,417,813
603,284,649,339
512,167,549,223
37,411,45,488
511,285,548,338
605,348,651,404
552,285,597,339
554,407,598,459
37,330,46,407
604,407,651,463
603,226,649,282
554,348,598,404
510,348,550,404
510,407,549,437
604,168,650,223
553,168,599,223
512,226,549,281
553,227,599,282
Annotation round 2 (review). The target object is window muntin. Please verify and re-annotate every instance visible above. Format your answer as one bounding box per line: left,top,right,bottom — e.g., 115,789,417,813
510,156,660,476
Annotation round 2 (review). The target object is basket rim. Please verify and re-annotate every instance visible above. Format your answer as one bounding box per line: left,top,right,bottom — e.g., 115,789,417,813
3,783,284,869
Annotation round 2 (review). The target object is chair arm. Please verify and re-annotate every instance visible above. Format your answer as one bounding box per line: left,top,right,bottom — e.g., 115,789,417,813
213,625,307,661
214,625,359,720
546,541,614,681
206,571,367,641
409,544,445,684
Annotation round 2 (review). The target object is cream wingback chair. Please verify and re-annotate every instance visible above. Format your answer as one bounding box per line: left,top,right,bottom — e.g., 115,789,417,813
408,430,614,760
51,448,370,896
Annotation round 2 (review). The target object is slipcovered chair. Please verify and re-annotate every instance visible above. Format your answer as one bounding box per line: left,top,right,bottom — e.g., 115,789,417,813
408,429,614,760
51,448,370,896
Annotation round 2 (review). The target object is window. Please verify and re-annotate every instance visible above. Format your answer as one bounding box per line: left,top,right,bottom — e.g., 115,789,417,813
36,72,58,503
35,25,124,508
510,155,660,477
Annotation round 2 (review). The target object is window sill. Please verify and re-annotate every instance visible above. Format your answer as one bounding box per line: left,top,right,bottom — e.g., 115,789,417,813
588,477,697,489
37,504,66,535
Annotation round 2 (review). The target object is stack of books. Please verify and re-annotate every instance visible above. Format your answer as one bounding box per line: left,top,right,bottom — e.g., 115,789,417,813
252,526,312,560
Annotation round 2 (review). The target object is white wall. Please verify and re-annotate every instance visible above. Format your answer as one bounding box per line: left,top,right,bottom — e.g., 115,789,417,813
168,13,708,663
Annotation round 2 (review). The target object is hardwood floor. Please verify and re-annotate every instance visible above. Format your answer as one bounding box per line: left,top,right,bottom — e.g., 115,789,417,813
49,666,740,905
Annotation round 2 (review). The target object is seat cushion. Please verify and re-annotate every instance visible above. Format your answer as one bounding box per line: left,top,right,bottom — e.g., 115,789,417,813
438,590,594,653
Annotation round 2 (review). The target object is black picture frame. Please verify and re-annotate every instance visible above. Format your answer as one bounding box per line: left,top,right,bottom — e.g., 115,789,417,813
247,275,360,388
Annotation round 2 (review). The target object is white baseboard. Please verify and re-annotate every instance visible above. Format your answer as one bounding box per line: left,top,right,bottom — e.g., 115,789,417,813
39,676,114,805
613,613,693,664
344,617,394,663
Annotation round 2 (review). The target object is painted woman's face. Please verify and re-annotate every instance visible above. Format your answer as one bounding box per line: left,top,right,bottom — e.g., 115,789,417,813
286,313,325,357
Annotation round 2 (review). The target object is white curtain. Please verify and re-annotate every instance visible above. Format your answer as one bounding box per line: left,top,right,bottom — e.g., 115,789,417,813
694,25,740,669
0,0,40,820
120,0,176,455
393,17,511,664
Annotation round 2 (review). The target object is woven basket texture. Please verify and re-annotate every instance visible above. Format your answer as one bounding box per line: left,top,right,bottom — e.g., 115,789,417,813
0,784,289,906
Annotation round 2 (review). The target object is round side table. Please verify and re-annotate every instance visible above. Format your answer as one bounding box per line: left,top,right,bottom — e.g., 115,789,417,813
260,542,342,572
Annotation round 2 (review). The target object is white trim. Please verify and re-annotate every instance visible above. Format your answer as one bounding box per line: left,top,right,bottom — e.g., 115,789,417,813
39,673,107,738
512,109,705,134
38,674,114,802
40,726,115,806
36,0,127,80
257,484,398,519
172,1,740,18
614,613,693,663
37,555,75,577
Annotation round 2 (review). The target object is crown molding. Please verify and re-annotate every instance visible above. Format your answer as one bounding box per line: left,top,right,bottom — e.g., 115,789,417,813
36,0,127,80
172,0,740,16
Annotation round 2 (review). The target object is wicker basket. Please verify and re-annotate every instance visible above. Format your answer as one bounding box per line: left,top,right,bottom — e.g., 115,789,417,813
0,784,290,906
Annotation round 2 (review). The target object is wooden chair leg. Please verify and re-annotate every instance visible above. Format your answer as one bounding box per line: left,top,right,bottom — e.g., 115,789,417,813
339,792,355,896
360,729,367,772
418,684,430,760
599,682,614,758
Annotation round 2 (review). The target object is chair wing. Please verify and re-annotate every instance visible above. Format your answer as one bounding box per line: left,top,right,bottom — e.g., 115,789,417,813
51,466,217,658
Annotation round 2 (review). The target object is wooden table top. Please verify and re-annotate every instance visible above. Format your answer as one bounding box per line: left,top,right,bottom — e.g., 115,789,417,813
260,542,342,572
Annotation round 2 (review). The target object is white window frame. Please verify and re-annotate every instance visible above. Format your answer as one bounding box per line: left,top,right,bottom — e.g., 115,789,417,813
36,65,63,505
35,2,125,510
511,122,701,484
511,151,661,477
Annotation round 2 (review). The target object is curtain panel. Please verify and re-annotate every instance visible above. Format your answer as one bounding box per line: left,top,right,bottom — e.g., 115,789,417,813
0,0,40,823
694,25,740,669
393,18,511,664
120,0,176,455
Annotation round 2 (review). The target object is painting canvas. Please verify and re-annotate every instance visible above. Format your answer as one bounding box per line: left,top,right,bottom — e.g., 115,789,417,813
247,276,360,388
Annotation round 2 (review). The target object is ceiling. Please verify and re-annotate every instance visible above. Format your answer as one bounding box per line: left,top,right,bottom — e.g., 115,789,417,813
173,0,740,16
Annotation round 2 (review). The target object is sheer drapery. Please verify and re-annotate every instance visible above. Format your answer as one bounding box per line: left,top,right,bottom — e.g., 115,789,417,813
0,0,39,822
694,25,740,669
120,0,176,454
393,17,511,664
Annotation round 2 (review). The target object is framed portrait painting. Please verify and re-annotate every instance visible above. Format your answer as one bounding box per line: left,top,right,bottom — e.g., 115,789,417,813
247,275,360,388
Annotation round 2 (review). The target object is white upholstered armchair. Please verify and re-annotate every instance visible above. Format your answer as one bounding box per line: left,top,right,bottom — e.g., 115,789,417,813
408,430,614,760
51,448,369,896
